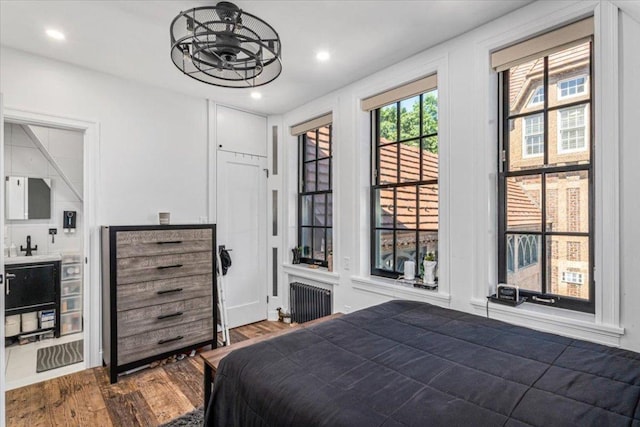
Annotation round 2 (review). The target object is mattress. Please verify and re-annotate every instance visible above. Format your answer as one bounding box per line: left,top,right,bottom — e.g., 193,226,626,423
206,300,640,426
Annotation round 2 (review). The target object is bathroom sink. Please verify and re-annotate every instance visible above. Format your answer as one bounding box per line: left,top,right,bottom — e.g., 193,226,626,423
4,253,62,265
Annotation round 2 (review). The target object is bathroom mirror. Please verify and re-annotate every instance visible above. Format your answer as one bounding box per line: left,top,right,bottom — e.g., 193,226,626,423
5,176,52,220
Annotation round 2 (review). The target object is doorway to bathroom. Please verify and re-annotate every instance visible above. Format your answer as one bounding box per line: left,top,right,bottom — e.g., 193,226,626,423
2,121,86,389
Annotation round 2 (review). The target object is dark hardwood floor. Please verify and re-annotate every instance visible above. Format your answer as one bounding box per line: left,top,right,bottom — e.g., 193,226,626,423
5,320,292,426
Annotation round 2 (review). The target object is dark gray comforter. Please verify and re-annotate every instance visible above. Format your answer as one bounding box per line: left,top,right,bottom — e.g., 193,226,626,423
206,300,640,426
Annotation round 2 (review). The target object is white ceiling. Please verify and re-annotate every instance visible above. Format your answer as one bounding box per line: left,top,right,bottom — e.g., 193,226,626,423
0,1,533,115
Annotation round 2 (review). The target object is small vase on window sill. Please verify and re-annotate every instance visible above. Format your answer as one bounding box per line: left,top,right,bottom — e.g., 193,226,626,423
327,252,333,272
292,247,302,264
423,252,437,285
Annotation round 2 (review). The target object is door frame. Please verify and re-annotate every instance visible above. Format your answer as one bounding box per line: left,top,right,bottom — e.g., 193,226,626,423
1,93,6,423
1,106,102,372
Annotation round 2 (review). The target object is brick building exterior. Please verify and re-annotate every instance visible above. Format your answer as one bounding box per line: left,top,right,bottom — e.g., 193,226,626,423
505,41,591,300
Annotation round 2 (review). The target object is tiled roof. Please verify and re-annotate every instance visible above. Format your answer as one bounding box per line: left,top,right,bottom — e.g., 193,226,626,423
507,179,541,230
378,142,438,230
509,42,590,110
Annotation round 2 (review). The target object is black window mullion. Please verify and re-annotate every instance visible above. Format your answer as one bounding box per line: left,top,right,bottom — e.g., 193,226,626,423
393,188,397,270
498,71,509,284
415,184,420,267
324,226,328,263
419,94,424,182
588,40,595,304
314,129,319,189
324,193,328,261
540,56,549,295
396,101,401,183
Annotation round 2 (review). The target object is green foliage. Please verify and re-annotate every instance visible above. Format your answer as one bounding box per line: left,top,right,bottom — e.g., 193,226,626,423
378,92,438,153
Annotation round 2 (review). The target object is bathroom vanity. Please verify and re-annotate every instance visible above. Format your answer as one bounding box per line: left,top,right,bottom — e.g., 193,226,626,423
4,254,61,339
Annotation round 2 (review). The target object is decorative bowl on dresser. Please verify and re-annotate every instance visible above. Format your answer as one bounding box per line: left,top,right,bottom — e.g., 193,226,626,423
101,224,217,383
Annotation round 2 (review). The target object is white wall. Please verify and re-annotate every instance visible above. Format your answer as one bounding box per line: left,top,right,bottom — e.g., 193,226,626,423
0,47,209,225
277,1,640,352
4,123,84,256
618,11,640,354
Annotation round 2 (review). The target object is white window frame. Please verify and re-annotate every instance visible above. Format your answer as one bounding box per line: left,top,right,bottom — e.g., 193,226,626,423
557,104,589,154
557,75,587,100
562,271,584,285
528,86,544,106
522,113,544,158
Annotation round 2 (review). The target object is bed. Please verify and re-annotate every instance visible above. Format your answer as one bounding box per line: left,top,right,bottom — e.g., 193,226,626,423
205,300,640,426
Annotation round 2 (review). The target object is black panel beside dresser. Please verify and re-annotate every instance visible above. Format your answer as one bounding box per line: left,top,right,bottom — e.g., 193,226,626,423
101,224,217,383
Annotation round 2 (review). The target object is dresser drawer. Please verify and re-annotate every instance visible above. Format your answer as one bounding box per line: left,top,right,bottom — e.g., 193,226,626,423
117,274,213,311
117,229,212,246
116,229,212,258
117,297,213,338
116,251,212,285
118,318,213,365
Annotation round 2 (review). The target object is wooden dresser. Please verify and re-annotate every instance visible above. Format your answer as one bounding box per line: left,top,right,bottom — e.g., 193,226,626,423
101,224,216,383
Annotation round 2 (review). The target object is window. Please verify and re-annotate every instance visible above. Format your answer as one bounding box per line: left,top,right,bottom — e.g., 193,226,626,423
517,235,538,268
371,90,438,278
529,86,544,106
567,241,580,261
298,125,332,266
523,114,544,157
498,38,593,312
562,271,584,285
558,106,587,153
558,76,586,99
507,236,515,273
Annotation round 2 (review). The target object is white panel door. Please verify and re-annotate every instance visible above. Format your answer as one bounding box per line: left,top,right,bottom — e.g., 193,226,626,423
1,93,6,420
217,150,267,328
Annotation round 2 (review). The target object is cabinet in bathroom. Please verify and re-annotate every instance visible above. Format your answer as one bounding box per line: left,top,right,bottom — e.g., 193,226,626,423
4,261,61,338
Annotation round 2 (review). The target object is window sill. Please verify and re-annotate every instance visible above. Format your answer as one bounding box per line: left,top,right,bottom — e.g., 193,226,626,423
470,298,624,347
351,276,451,305
282,264,340,286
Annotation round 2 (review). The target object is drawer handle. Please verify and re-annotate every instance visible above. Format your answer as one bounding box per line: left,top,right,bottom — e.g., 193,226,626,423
157,240,183,245
157,264,183,270
158,336,184,345
157,288,183,295
157,311,183,320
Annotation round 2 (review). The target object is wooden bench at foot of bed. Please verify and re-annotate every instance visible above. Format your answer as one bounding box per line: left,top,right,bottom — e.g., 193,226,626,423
200,313,344,407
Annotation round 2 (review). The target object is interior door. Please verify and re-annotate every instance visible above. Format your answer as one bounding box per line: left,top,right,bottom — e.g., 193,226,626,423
216,150,267,328
1,93,6,423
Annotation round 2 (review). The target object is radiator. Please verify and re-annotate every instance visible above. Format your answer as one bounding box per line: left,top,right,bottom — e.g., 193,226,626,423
289,282,332,323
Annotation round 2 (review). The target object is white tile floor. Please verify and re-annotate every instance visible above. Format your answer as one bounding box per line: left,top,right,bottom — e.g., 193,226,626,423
4,332,85,390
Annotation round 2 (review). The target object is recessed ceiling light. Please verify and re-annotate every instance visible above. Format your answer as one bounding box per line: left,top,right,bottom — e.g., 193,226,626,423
46,29,65,41
251,92,262,100
316,51,330,62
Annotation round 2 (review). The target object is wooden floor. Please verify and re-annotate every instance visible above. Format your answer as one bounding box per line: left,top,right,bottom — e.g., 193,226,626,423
5,320,292,427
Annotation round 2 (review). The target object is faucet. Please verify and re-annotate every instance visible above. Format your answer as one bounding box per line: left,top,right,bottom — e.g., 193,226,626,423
20,235,38,256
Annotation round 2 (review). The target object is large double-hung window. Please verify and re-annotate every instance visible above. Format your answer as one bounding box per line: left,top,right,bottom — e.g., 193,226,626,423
293,114,333,266
363,75,438,279
493,18,594,312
